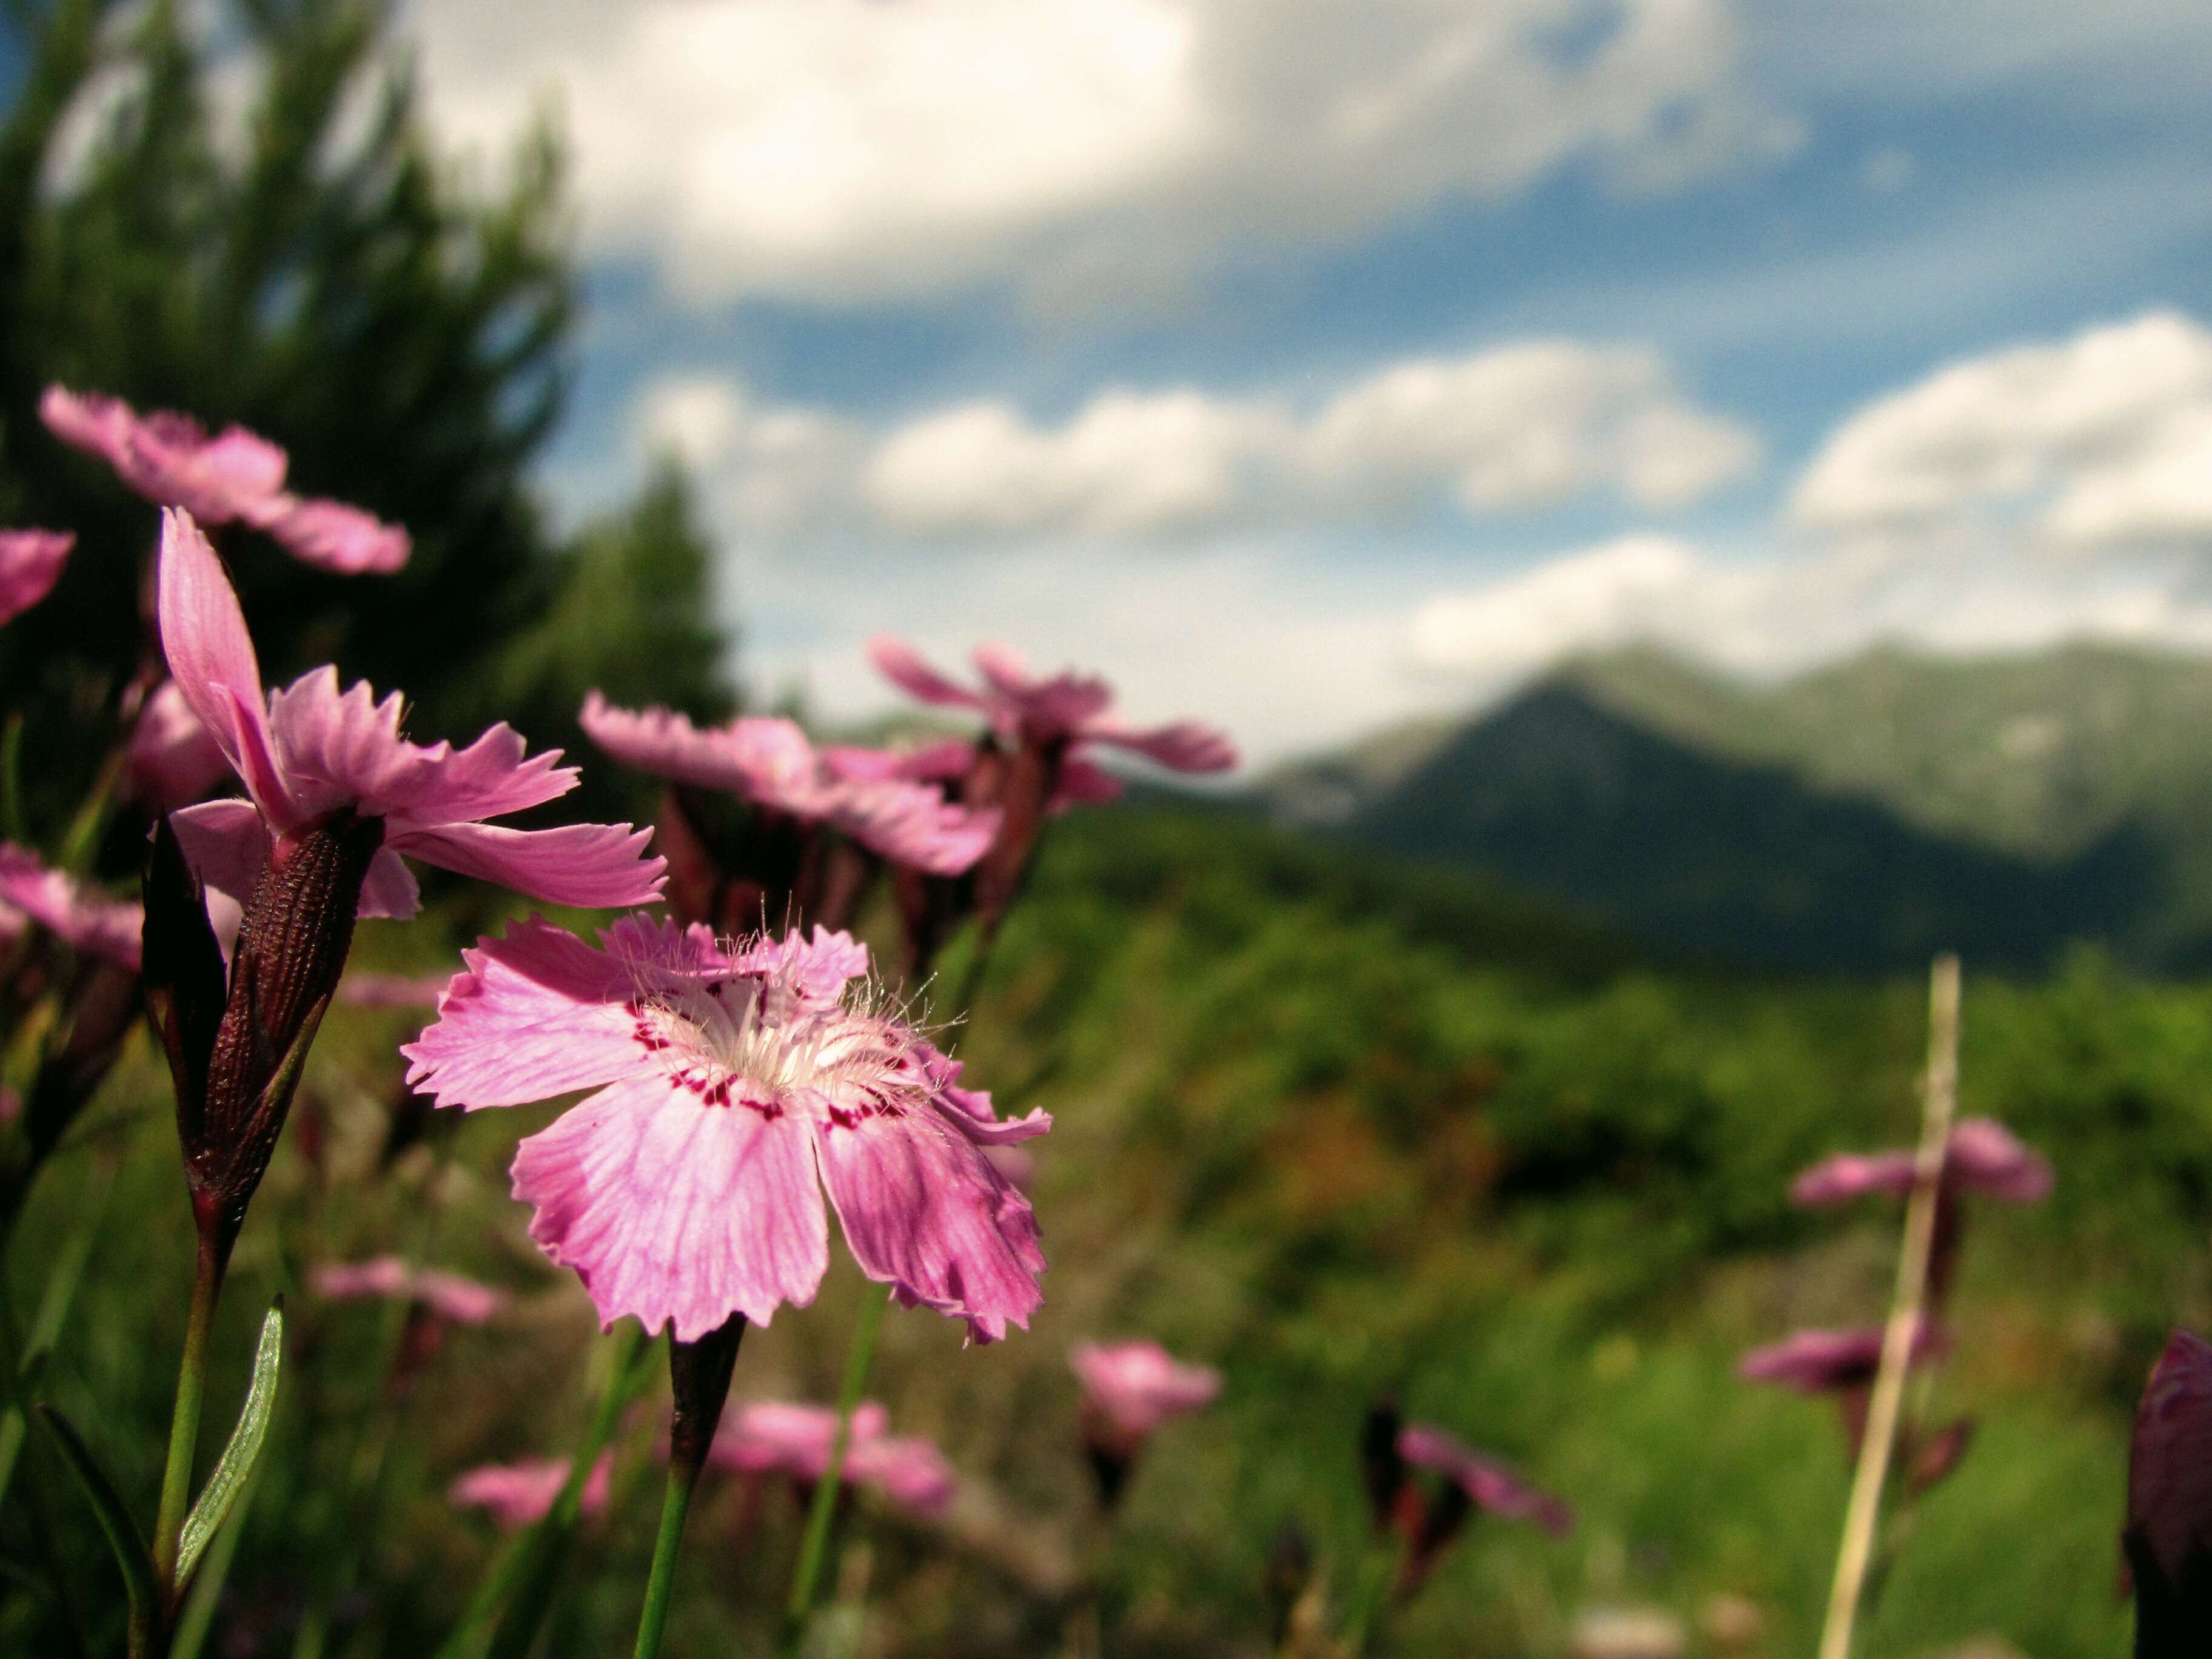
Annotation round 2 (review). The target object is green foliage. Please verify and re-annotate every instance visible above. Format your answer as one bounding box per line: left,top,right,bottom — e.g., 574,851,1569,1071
7,804,2205,1654
0,0,732,841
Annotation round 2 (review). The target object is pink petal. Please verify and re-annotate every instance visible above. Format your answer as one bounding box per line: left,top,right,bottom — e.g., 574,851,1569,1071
711,1400,890,1478
728,927,872,1003
1085,718,1238,774
972,643,1113,737
259,496,411,574
340,970,457,1009
580,692,819,812
811,1094,1047,1344
512,1071,830,1339
358,848,421,920
846,1434,957,1514
0,845,144,970
450,1453,610,1530
1945,1117,2054,1203
1789,1150,1917,1207
313,1257,413,1301
157,510,290,823
1053,756,1124,810
1739,1321,1947,1392
866,637,992,714
401,916,657,1110
387,820,665,910
413,1268,508,1325
125,681,230,811
170,798,272,910
0,530,72,625
826,776,999,876
40,386,133,464
1397,1424,1573,1535
1069,1340,1222,1436
921,1048,1051,1147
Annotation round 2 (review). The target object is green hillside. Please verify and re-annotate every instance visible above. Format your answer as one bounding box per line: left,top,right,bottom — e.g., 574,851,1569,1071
16,805,2212,1656
1263,643,2212,971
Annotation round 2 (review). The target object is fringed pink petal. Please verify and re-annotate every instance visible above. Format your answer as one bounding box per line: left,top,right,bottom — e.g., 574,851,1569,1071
512,1071,830,1339
386,820,665,910
258,496,410,574
728,927,871,1003
357,847,421,920
401,917,655,1110
811,1093,1046,1344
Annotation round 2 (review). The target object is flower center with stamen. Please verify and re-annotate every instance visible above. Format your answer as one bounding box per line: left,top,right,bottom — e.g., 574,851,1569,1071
626,960,916,1123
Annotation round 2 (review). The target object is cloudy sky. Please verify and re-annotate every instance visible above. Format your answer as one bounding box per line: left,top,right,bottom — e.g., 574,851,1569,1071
409,0,2212,764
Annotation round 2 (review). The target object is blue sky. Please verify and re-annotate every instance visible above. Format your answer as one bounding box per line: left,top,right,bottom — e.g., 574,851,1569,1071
407,0,2212,763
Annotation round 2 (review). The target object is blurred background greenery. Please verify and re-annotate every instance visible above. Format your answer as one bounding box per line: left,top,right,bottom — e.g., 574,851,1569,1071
2,2,2207,1656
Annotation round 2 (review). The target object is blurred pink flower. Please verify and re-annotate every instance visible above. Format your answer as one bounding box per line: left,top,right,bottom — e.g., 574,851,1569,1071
338,970,455,1009
1739,1321,1948,1393
158,510,662,919
866,638,1237,791
580,692,997,876
0,844,142,970
1070,1341,1222,1440
1791,1118,2053,1207
403,917,1050,1343
1395,1424,1573,1536
0,529,72,625
708,1399,954,1515
125,681,232,812
41,386,408,574
312,1255,505,1324
826,737,1118,816
449,1453,611,1530
2128,1329,2212,1640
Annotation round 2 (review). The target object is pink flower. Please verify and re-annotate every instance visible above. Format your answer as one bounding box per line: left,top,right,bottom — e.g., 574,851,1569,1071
866,638,1237,792
41,387,408,574
338,971,455,1009
580,692,997,876
125,681,232,812
1791,1118,2053,1207
708,1399,954,1515
313,1255,505,1324
0,530,72,625
0,845,142,970
1739,1321,1948,1394
1070,1341,1222,1440
402,917,1050,1343
1395,1424,1573,1536
158,509,662,919
825,738,1118,816
450,1453,612,1530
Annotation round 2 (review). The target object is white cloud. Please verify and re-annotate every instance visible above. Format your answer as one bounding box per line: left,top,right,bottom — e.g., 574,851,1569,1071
412,0,1794,306
1791,310,2212,549
645,340,1756,542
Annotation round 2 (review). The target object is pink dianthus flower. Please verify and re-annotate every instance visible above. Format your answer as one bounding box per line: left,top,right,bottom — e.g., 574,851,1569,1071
0,844,143,970
42,387,408,574
709,1399,954,1515
450,1453,611,1530
403,919,1049,1343
158,509,662,919
1070,1341,1222,1441
1791,1118,2053,1207
313,1255,505,1324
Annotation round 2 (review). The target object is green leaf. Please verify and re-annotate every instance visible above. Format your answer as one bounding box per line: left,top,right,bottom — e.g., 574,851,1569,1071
35,1402,154,1624
176,1299,283,1588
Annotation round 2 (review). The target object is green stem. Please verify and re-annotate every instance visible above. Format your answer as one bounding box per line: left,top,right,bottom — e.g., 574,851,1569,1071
1340,1540,1400,1658
631,1460,700,1659
153,1231,224,1603
779,1291,888,1657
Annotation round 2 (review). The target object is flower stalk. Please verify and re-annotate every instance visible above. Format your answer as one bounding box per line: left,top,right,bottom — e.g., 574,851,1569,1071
1817,953,1962,1659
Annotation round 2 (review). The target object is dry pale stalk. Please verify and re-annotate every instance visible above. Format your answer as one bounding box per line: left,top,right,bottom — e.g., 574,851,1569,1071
1816,953,1962,1659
